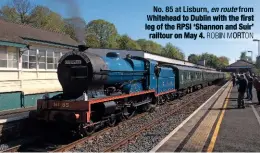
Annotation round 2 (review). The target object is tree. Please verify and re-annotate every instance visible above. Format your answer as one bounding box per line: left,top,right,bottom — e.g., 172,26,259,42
30,6,65,33
85,19,118,48
188,54,200,64
187,53,230,69
161,43,185,60
240,51,247,60
136,39,162,54
0,0,34,24
218,56,229,68
11,0,33,23
0,6,19,23
200,53,219,68
117,34,141,50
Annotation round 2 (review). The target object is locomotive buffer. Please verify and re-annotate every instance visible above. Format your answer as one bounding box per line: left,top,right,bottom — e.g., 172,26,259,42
151,81,260,152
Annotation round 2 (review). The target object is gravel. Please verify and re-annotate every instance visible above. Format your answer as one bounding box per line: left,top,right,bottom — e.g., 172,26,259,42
0,144,9,151
116,86,218,152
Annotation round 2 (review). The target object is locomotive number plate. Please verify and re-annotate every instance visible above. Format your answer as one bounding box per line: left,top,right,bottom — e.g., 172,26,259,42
53,102,70,108
65,60,82,64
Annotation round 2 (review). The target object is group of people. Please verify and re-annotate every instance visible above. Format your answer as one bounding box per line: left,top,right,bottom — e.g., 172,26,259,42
232,72,260,108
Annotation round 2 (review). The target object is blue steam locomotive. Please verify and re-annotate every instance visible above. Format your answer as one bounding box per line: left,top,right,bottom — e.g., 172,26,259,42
31,45,225,136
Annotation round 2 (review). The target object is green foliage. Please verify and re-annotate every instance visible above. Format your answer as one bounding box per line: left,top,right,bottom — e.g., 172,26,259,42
136,39,162,54
218,56,229,67
117,34,141,50
161,43,185,60
0,6,19,23
225,72,231,80
188,54,200,64
240,51,248,61
0,0,32,24
188,53,229,69
85,19,118,48
30,6,65,33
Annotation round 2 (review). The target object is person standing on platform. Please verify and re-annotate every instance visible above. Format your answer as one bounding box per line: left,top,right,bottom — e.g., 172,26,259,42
253,77,260,105
237,75,247,108
245,73,249,99
236,74,240,87
247,75,253,101
232,73,236,86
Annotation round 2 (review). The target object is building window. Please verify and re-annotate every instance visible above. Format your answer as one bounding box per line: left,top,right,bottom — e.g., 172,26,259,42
38,49,46,69
0,46,7,67
21,48,64,70
7,47,18,68
47,50,54,69
0,46,18,68
22,49,37,69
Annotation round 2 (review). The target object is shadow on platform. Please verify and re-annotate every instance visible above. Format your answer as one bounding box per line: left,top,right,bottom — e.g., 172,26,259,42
209,102,259,111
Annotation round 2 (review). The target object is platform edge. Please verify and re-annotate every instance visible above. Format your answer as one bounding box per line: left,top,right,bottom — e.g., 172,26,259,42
149,81,230,152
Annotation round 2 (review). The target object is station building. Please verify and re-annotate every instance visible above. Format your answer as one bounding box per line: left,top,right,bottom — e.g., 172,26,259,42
224,60,256,74
0,19,78,112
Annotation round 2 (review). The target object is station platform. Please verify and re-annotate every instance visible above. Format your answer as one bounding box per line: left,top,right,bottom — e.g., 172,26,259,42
151,81,260,152
0,107,35,124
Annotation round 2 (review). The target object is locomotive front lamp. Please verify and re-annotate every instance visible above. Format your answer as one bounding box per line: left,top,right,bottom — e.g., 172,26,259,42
75,114,80,119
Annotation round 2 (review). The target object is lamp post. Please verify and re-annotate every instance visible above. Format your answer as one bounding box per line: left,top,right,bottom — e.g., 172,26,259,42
253,39,260,56
247,51,253,62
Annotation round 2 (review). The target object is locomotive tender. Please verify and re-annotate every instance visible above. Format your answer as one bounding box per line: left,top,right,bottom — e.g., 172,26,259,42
31,45,225,136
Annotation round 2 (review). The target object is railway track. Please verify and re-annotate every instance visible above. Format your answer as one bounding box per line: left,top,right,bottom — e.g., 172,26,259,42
2,81,227,152
0,107,37,144
2,113,147,152
103,81,231,152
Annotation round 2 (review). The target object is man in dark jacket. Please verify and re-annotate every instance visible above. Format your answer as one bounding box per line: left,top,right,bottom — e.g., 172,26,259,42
245,73,249,99
232,73,236,86
253,77,260,105
237,75,247,108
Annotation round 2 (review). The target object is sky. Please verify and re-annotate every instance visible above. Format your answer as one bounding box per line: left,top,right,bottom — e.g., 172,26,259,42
0,0,259,64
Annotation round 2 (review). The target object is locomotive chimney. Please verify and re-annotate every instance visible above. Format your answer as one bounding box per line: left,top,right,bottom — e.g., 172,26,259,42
78,45,89,52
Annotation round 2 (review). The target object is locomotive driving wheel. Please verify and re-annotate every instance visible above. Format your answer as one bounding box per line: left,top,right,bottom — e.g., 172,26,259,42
142,103,157,112
107,114,116,127
123,106,136,119
142,103,151,112
78,122,95,137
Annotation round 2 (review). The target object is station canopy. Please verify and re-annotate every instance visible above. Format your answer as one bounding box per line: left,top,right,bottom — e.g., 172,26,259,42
224,60,255,73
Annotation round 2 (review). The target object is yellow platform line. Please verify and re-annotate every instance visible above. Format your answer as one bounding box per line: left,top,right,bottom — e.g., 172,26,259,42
207,83,232,152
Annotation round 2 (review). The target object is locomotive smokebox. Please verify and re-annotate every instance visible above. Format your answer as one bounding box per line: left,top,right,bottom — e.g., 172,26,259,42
78,45,89,52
